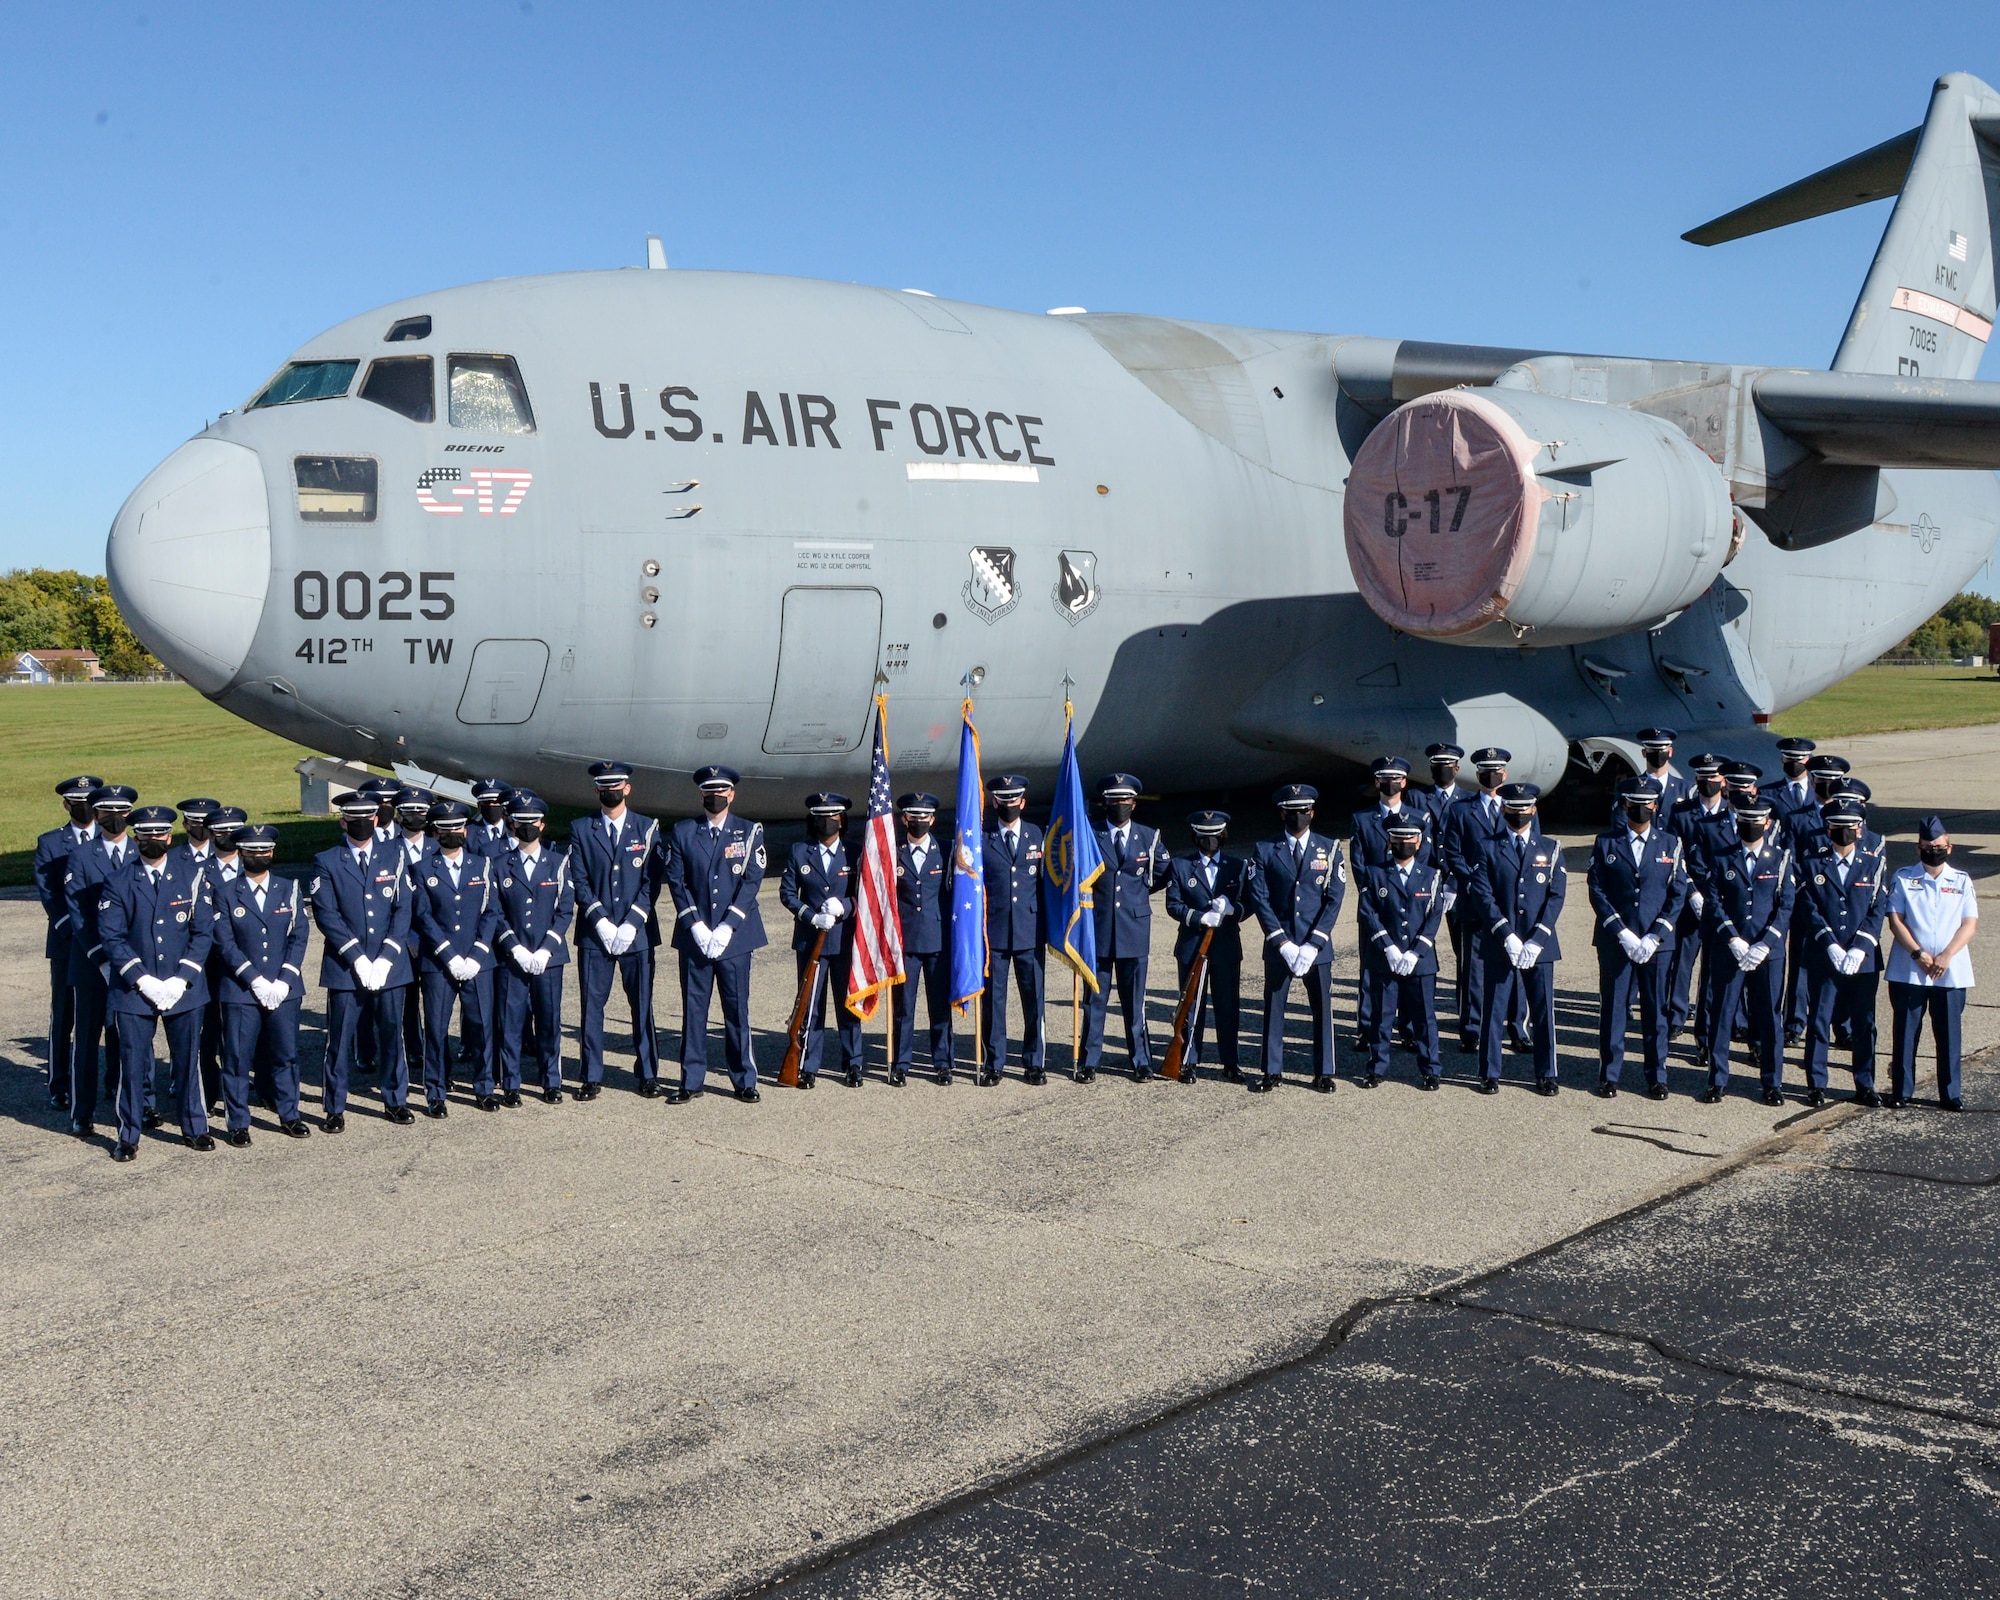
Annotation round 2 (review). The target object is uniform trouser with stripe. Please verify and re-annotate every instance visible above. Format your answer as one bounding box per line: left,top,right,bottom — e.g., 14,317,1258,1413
47,956,74,1098
983,948,1045,1072
1782,915,1813,1038
221,1001,302,1129
1081,953,1152,1071
1804,964,1878,1090
1480,957,1556,1082
496,965,563,1092
1889,981,1965,1103
892,949,953,1070
1598,946,1672,1087
420,968,494,1101
324,986,409,1114
678,950,756,1092
69,966,117,1130
115,1007,202,1145
1261,956,1334,1079
1361,966,1434,1077
1701,947,1783,1088
1174,956,1241,1071
793,946,864,1078
1667,908,1703,1034
574,942,657,1087
199,996,225,1112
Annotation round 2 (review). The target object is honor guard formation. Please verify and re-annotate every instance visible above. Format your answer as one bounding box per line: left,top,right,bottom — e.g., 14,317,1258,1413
33,727,1976,1164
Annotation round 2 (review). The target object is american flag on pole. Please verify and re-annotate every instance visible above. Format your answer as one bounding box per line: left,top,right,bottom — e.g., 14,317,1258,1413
845,694,904,1021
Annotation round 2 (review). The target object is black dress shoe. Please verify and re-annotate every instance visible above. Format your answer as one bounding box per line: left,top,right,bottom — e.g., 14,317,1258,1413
112,1142,137,1162
1246,1074,1274,1093
540,1089,562,1105
733,1085,762,1103
637,1081,660,1098
575,1083,601,1101
281,1119,311,1138
1133,1067,1154,1083
225,1127,251,1147
888,1067,907,1086
978,1069,1002,1086
208,1099,224,1116
69,1121,93,1139
324,1112,346,1133
386,1106,416,1124
48,1090,69,1111
1534,1080,1559,1098
798,1073,816,1090
500,1090,522,1108
1853,1087,1880,1108
935,1067,953,1086
663,1086,692,1105
1942,1095,1966,1112
1475,1079,1500,1096
423,1102,449,1119
1697,1087,1723,1105
1458,1038,1479,1055
1761,1087,1784,1107
1023,1068,1046,1086
1221,1066,1245,1084
1419,1074,1440,1091
1647,1084,1670,1102
1804,1087,1826,1107
1595,1082,1618,1099
1359,1073,1381,1089
141,1111,164,1131
1785,1029,1805,1048
844,1067,862,1088
1882,1093,1904,1109
1075,1067,1095,1083
184,1133,216,1151
1506,1033,1532,1054
1310,1075,1335,1093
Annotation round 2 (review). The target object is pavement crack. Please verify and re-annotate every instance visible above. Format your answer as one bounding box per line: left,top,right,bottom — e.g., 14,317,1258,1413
1591,1124,1720,1158
985,1494,1270,1589
1820,1162,2000,1188
1458,1426,1694,1526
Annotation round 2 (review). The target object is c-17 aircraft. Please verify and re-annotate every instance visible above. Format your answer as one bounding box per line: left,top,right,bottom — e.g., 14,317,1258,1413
108,72,2000,815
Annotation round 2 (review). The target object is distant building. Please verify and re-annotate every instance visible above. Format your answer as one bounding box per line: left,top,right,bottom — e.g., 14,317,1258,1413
8,649,104,683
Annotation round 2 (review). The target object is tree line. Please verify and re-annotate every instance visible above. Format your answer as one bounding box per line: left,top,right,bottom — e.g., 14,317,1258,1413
0,568,161,679
1892,592,1999,662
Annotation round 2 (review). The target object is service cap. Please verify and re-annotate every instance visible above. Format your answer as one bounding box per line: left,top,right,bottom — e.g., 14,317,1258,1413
1686,752,1724,777
429,798,472,825
358,776,402,799
1733,796,1774,821
1498,781,1541,807
1425,742,1464,764
1188,809,1230,834
805,792,851,816
175,798,221,823
1370,755,1412,779
1273,783,1318,810
237,823,280,847
208,807,249,841
332,790,379,818
1805,753,1851,776
1832,778,1871,805
1722,761,1762,785
393,787,434,815
588,760,634,787
1919,815,1949,842
1384,814,1426,839
506,791,548,821
1096,772,1141,800
988,773,1029,800
1821,799,1866,825
89,784,138,810
1636,727,1677,749
56,774,104,801
896,792,941,813
1470,746,1511,769
1616,775,1663,804
1775,737,1818,758
469,777,511,803
694,765,740,791
129,805,176,830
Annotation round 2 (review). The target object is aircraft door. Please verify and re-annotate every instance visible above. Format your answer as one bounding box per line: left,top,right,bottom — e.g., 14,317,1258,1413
763,587,882,754
457,638,550,725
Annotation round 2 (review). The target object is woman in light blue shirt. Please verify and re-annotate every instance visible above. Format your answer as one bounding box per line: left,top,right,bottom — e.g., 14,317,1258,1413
1884,816,1977,1111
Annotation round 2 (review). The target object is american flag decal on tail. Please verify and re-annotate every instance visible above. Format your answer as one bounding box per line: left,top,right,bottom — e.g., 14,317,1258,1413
846,694,904,1021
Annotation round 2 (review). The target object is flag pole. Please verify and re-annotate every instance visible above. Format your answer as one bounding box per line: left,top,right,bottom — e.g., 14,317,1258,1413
1062,676,1084,1081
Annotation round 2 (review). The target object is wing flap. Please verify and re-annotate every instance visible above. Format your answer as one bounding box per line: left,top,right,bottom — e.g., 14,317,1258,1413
1754,369,2000,470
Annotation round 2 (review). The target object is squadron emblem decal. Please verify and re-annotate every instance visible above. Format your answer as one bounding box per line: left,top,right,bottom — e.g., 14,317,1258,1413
962,545,1018,623
418,466,534,516
1051,549,1099,624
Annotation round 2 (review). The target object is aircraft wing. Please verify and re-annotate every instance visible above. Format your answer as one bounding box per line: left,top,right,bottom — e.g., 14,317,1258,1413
1753,369,2000,470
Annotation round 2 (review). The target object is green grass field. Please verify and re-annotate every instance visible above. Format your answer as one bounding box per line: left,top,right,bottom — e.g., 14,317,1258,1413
1771,664,2000,740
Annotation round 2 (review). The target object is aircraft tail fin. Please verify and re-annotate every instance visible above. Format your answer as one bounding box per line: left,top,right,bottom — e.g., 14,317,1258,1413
1686,72,2000,381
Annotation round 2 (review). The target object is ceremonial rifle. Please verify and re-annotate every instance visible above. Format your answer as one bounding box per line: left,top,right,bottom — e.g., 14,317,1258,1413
778,928,828,1087
1160,926,1214,1082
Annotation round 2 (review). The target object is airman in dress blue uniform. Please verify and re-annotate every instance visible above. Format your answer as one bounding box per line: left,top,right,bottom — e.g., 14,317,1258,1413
982,773,1046,1085
1829,779,1885,854
1666,754,1730,1041
359,775,402,849
310,790,417,1131
97,807,216,1160
492,790,572,1104
1355,813,1446,1089
1796,799,1889,1107
1883,815,1977,1112
1350,756,1437,1051
891,793,954,1085
1697,795,1796,1104
35,774,100,1110
408,800,501,1114
780,792,865,1088
1082,773,1169,1080
212,823,313,1141
1589,776,1688,1098
663,766,768,1102
570,761,663,1098
1444,748,1526,1055
1410,744,1465,834
1633,729,1691,815
197,807,252,1109
64,785,141,1138
469,779,516,860
173,800,240,1115
1246,784,1346,1091
1471,783,1566,1094
1164,810,1248,1081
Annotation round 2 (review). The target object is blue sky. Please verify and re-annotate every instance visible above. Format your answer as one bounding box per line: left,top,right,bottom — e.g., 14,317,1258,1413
5,2,1999,585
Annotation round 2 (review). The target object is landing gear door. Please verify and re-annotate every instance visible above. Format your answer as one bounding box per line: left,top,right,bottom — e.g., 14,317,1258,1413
762,587,883,754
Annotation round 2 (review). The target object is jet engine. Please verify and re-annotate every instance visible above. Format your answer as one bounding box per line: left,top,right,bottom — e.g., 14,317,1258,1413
1342,388,1734,647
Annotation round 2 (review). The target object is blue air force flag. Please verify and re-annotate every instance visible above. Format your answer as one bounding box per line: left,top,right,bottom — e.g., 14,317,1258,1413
949,702,988,1012
1039,710,1103,992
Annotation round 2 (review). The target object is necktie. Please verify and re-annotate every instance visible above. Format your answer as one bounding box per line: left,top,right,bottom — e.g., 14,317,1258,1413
149,867,161,887
1006,830,1018,861
1293,837,1305,868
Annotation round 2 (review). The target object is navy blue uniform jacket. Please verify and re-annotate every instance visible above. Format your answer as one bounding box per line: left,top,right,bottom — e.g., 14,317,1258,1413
97,857,215,1017
895,838,952,955
213,872,311,1002
494,846,574,967
1797,842,1889,967
1164,851,1250,965
983,821,1045,953
664,816,769,956
1470,833,1568,962
309,844,416,990
1349,805,1438,871
780,838,857,955
64,836,135,982
1356,861,1448,974
36,824,91,961
411,849,501,975
1091,822,1169,959
1702,839,1797,947
569,813,662,950
1246,833,1347,966
1586,828,1689,952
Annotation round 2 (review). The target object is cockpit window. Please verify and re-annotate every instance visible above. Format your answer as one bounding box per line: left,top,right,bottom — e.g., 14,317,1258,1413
448,354,536,433
359,356,435,423
248,360,358,409
294,456,378,522
385,315,432,343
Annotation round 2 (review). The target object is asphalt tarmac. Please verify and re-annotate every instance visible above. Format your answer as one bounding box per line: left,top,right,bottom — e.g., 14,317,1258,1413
0,725,1991,1598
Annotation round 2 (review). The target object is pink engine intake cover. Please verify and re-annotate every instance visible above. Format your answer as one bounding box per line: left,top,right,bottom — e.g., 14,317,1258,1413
1343,390,1548,639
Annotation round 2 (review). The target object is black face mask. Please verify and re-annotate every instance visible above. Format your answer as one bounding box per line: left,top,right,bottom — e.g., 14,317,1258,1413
903,816,932,839
599,786,629,812
184,821,210,844
377,808,396,828
810,816,843,841
1506,814,1535,835
1430,765,1458,788
1696,777,1723,798
1624,805,1653,829
239,850,275,874
1828,825,1860,847
1105,801,1135,826
136,834,170,861
1783,760,1808,780
479,804,506,825
98,813,129,838
1197,835,1223,855
1391,840,1419,861
344,818,376,843
1478,769,1504,791
65,799,94,826
1376,779,1405,801
434,828,467,851
1920,844,1949,866
513,821,543,844
1285,811,1313,836
995,800,1024,824
1738,823,1767,844
701,792,731,816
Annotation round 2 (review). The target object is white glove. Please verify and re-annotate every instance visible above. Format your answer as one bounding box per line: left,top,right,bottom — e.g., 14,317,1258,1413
528,948,552,976
449,955,478,983
1826,944,1849,972
266,980,291,1009
1688,890,1704,917
690,921,714,955
1210,897,1233,918
135,974,169,1009
1278,940,1302,970
510,945,535,973
1842,947,1867,977
1383,944,1408,969
1199,908,1223,928
823,897,846,920
1635,936,1658,965
708,925,733,957
1439,888,1458,915
1516,941,1541,970
1618,929,1644,961
1727,936,1750,964
1503,933,1524,962
250,976,276,1008
158,976,189,1010
811,909,836,931
1744,942,1771,971
1289,944,1316,977
1394,950,1420,977
356,957,385,991
595,917,620,951
611,924,638,955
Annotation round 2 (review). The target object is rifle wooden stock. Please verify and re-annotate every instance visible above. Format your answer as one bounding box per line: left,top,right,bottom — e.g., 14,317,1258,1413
1161,927,1215,1082
778,929,828,1087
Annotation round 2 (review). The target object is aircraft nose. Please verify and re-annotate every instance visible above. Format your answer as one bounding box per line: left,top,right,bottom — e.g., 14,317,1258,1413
107,438,272,693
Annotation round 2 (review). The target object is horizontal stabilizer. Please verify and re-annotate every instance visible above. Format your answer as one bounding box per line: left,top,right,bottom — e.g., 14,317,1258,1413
1682,127,1918,246
1754,369,2000,469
